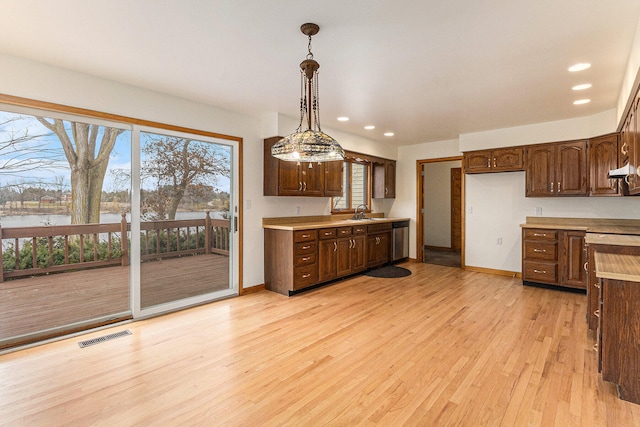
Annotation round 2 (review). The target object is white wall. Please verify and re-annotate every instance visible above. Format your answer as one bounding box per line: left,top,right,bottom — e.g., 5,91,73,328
423,160,461,248
618,14,640,123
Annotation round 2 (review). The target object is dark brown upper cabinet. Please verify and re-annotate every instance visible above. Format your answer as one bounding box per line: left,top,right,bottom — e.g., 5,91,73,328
464,147,524,173
373,160,396,198
263,137,342,197
589,133,622,196
525,140,588,197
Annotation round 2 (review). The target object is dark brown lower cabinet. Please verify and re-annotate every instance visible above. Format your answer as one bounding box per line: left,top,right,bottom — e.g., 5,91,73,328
598,277,640,404
266,223,386,296
522,227,586,290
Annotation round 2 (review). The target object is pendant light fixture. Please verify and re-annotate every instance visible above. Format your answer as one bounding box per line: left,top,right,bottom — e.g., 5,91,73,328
271,23,345,162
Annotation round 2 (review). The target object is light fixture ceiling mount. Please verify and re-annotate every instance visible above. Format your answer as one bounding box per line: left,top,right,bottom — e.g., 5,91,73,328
271,23,345,162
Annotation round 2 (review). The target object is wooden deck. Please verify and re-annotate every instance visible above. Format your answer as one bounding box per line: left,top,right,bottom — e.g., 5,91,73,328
0,253,230,349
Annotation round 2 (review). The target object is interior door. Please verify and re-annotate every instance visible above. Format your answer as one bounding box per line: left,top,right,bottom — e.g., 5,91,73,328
451,168,462,252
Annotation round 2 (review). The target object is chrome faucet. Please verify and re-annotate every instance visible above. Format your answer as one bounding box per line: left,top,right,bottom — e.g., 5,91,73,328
353,204,368,220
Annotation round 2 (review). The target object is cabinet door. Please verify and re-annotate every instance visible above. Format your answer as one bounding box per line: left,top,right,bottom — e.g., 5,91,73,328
628,99,640,194
385,161,396,198
493,147,524,172
351,235,367,273
464,150,493,173
525,145,555,196
555,141,588,195
367,235,379,267
318,239,338,282
561,231,587,289
378,232,390,264
278,161,302,196
324,160,344,197
300,162,324,196
589,134,620,196
336,237,352,277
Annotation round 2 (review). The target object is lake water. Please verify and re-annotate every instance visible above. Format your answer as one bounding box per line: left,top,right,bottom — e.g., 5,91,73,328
0,211,226,228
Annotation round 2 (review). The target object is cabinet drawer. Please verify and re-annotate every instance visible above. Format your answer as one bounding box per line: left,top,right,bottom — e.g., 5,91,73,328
295,241,317,255
523,229,557,240
353,225,367,234
295,253,316,267
523,261,557,283
294,230,317,243
318,228,336,239
294,265,317,290
337,227,352,237
524,241,557,261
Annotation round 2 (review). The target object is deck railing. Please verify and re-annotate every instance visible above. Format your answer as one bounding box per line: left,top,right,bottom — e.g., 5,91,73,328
0,211,229,282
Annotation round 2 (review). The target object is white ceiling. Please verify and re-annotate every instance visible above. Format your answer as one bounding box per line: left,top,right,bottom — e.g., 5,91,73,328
2,1,640,146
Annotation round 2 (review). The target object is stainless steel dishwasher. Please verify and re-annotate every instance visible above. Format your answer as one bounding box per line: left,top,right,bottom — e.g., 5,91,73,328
392,220,409,261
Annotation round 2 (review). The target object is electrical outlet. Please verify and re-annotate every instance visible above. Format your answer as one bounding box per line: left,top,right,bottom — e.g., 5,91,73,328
535,207,542,216
296,206,301,215
497,237,503,245
467,206,473,214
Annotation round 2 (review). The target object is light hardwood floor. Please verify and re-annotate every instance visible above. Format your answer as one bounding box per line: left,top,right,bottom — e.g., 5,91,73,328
1,262,639,426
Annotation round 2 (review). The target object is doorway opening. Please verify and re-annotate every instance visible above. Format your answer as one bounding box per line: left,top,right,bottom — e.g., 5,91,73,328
417,157,464,268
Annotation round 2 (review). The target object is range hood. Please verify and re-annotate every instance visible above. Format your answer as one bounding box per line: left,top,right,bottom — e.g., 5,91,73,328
608,163,631,179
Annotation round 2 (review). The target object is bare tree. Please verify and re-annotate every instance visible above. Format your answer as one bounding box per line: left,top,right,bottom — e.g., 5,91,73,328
0,116,61,176
141,136,230,220
36,118,124,224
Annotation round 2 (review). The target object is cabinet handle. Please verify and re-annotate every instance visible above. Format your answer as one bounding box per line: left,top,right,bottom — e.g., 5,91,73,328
594,309,600,318
621,142,628,156
302,234,310,238
334,242,337,251
550,182,554,193
594,282,601,289
533,269,546,274
625,174,631,185
302,256,310,261
533,249,546,253
557,182,561,192
583,261,588,271
593,343,598,352
493,158,496,168
299,182,303,191
533,233,546,237
303,182,307,191
487,158,491,168
385,187,388,195
302,245,310,250
302,273,311,278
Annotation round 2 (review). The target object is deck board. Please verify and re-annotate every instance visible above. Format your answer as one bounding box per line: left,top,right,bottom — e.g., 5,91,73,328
0,254,229,348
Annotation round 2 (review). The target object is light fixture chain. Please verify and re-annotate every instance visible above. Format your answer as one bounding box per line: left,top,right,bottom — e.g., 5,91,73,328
307,34,314,59
314,72,321,131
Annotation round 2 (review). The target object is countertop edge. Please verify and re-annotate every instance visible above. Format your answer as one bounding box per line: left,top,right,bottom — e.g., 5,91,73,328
263,217,410,231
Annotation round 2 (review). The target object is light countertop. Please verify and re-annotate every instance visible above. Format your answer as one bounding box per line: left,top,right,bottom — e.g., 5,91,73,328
594,252,640,282
262,215,410,231
520,217,640,236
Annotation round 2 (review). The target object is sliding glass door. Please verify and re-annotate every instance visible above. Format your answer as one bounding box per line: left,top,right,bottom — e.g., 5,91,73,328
133,127,238,317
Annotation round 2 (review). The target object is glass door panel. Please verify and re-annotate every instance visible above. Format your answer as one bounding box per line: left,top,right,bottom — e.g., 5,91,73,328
0,108,131,350
137,130,235,313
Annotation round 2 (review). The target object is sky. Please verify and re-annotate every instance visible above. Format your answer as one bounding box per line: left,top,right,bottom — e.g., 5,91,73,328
0,111,231,195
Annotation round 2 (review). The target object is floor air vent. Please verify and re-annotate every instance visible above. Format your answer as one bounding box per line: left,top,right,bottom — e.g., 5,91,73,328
78,329,132,348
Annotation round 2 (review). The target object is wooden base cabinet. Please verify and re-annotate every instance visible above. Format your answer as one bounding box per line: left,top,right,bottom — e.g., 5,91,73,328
598,277,640,404
367,223,392,268
522,228,586,290
318,226,366,283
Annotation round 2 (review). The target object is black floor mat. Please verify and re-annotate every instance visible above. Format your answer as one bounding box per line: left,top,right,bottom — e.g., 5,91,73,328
364,265,412,278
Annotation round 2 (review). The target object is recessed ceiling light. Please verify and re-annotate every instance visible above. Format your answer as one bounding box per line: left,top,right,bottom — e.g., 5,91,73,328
364,125,375,130
572,83,592,91
573,99,591,105
568,63,591,72
337,116,349,121
384,132,394,137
